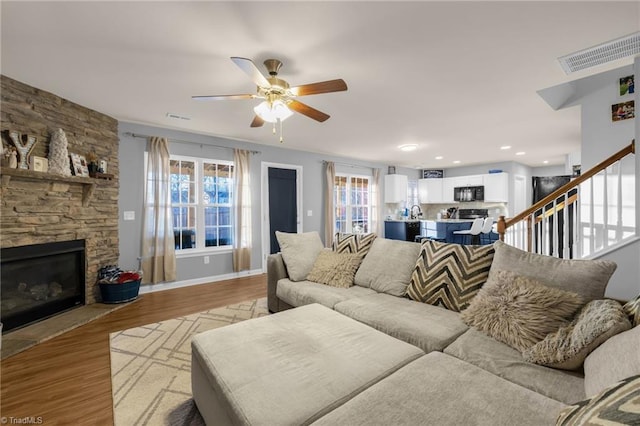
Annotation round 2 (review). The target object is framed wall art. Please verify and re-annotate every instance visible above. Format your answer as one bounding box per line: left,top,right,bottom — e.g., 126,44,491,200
619,75,634,96
611,100,635,122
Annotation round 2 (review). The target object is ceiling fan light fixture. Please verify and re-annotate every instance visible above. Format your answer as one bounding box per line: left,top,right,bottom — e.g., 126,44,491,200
254,100,293,123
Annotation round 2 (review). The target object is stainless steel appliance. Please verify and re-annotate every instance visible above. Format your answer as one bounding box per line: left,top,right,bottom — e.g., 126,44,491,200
457,208,488,219
454,185,485,202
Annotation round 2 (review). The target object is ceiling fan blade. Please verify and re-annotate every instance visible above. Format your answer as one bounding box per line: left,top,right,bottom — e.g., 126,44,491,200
250,115,265,128
192,94,256,101
231,57,271,88
290,79,348,97
288,100,330,122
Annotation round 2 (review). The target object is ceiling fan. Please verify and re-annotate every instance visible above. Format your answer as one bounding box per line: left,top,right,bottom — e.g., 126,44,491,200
193,57,348,128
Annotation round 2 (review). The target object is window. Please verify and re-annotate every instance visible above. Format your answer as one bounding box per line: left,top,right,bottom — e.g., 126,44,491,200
170,156,234,252
407,179,419,208
334,174,371,234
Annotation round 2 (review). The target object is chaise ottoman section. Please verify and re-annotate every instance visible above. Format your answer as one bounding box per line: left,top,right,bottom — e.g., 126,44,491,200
191,303,425,426
311,352,567,426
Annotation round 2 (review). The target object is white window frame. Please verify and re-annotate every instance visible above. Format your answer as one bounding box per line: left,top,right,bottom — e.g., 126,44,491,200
169,154,235,257
334,173,373,235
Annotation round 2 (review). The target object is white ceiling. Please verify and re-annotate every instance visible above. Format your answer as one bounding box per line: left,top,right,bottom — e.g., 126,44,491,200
2,1,639,169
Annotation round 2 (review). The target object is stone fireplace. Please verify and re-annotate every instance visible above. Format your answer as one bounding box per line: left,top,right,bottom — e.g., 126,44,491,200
1,240,86,332
1,75,120,323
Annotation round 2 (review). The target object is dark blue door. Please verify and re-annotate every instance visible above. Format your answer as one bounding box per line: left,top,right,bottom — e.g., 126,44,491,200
268,168,297,254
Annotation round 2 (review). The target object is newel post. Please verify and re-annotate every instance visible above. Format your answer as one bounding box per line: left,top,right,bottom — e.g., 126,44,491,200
497,216,506,241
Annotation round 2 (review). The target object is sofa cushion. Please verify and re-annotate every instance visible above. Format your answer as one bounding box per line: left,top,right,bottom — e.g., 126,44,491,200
584,325,640,397
407,240,494,312
460,270,583,352
524,299,631,370
334,293,468,353
275,231,324,281
333,233,377,257
276,278,377,309
444,328,586,404
623,293,640,327
556,375,640,426
312,352,567,426
353,238,420,296
306,250,362,288
490,240,616,302
192,304,425,426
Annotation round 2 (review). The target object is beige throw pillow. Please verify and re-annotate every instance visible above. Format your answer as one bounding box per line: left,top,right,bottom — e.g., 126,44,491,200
275,231,324,281
623,293,640,327
524,299,632,370
306,250,362,288
461,270,583,352
406,240,495,312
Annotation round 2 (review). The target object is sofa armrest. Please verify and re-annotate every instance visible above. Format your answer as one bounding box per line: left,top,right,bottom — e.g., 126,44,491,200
267,253,289,313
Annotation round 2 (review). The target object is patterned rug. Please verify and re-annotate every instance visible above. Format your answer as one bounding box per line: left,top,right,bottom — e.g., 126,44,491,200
109,298,269,425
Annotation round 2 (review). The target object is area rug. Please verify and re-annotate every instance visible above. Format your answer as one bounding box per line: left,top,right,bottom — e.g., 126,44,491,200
110,298,268,425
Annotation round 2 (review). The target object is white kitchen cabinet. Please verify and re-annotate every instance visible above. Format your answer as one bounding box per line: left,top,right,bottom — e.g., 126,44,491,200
441,177,457,203
384,174,408,203
418,179,443,203
452,174,483,188
483,172,509,202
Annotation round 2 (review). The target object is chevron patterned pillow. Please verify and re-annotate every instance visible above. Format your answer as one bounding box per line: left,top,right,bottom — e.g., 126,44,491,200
332,233,377,257
406,240,495,312
623,294,640,327
556,374,640,426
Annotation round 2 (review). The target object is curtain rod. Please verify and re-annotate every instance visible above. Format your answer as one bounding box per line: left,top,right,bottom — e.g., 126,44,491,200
123,132,261,154
322,160,380,170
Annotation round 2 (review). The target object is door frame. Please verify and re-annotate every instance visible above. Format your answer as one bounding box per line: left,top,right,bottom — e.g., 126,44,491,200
261,162,303,271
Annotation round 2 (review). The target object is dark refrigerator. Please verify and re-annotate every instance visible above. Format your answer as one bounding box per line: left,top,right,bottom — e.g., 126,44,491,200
532,176,575,258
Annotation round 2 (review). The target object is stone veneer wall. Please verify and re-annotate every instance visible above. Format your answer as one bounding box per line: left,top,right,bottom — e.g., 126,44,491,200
1,75,119,303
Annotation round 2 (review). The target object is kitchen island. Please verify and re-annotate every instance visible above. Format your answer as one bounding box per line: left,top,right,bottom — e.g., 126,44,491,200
419,219,474,244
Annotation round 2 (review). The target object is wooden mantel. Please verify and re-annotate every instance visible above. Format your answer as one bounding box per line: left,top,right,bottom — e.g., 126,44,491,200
0,167,97,207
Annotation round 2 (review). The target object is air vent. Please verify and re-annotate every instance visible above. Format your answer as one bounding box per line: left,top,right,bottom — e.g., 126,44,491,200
558,32,640,74
166,113,191,121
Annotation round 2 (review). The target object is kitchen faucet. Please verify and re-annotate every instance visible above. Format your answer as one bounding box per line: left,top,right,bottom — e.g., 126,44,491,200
410,205,423,220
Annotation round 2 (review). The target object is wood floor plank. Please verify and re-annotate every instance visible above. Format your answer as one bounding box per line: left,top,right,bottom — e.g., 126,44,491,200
1,274,267,425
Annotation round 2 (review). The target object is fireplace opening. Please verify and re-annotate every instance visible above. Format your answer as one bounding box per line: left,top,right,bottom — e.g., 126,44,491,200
1,239,86,333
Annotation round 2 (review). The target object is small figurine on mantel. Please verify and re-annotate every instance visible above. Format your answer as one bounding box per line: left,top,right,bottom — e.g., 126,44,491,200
47,128,72,176
9,147,18,169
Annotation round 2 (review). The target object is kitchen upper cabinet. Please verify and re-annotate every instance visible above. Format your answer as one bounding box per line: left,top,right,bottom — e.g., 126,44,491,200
442,177,456,203
452,174,483,187
483,172,509,202
418,179,443,203
384,174,408,203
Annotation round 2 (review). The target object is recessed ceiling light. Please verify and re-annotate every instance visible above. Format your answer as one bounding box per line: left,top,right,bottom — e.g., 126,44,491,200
435,156,443,160
399,144,418,152
166,112,191,121
515,151,526,156
453,160,461,164
543,160,549,164
500,145,511,150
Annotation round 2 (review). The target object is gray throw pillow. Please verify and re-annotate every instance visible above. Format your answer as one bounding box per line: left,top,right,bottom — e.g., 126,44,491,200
490,240,617,303
461,270,583,353
353,238,421,296
275,231,324,281
524,299,631,370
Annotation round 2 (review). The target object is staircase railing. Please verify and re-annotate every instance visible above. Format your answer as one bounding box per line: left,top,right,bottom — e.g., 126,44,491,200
497,140,635,259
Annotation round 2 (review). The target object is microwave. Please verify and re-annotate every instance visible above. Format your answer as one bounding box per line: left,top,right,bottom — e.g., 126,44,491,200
454,186,485,202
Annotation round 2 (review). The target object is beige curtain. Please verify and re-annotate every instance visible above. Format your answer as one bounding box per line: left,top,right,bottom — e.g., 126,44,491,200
233,149,252,272
141,137,176,284
372,168,382,236
324,161,336,247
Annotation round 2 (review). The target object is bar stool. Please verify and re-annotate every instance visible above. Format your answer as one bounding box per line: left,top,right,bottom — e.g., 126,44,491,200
453,218,484,245
480,217,495,245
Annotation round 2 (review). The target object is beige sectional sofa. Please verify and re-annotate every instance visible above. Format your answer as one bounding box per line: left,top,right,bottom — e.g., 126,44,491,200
262,234,640,425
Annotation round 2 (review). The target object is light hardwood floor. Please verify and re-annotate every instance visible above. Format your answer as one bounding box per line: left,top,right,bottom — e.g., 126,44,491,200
1,274,267,425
